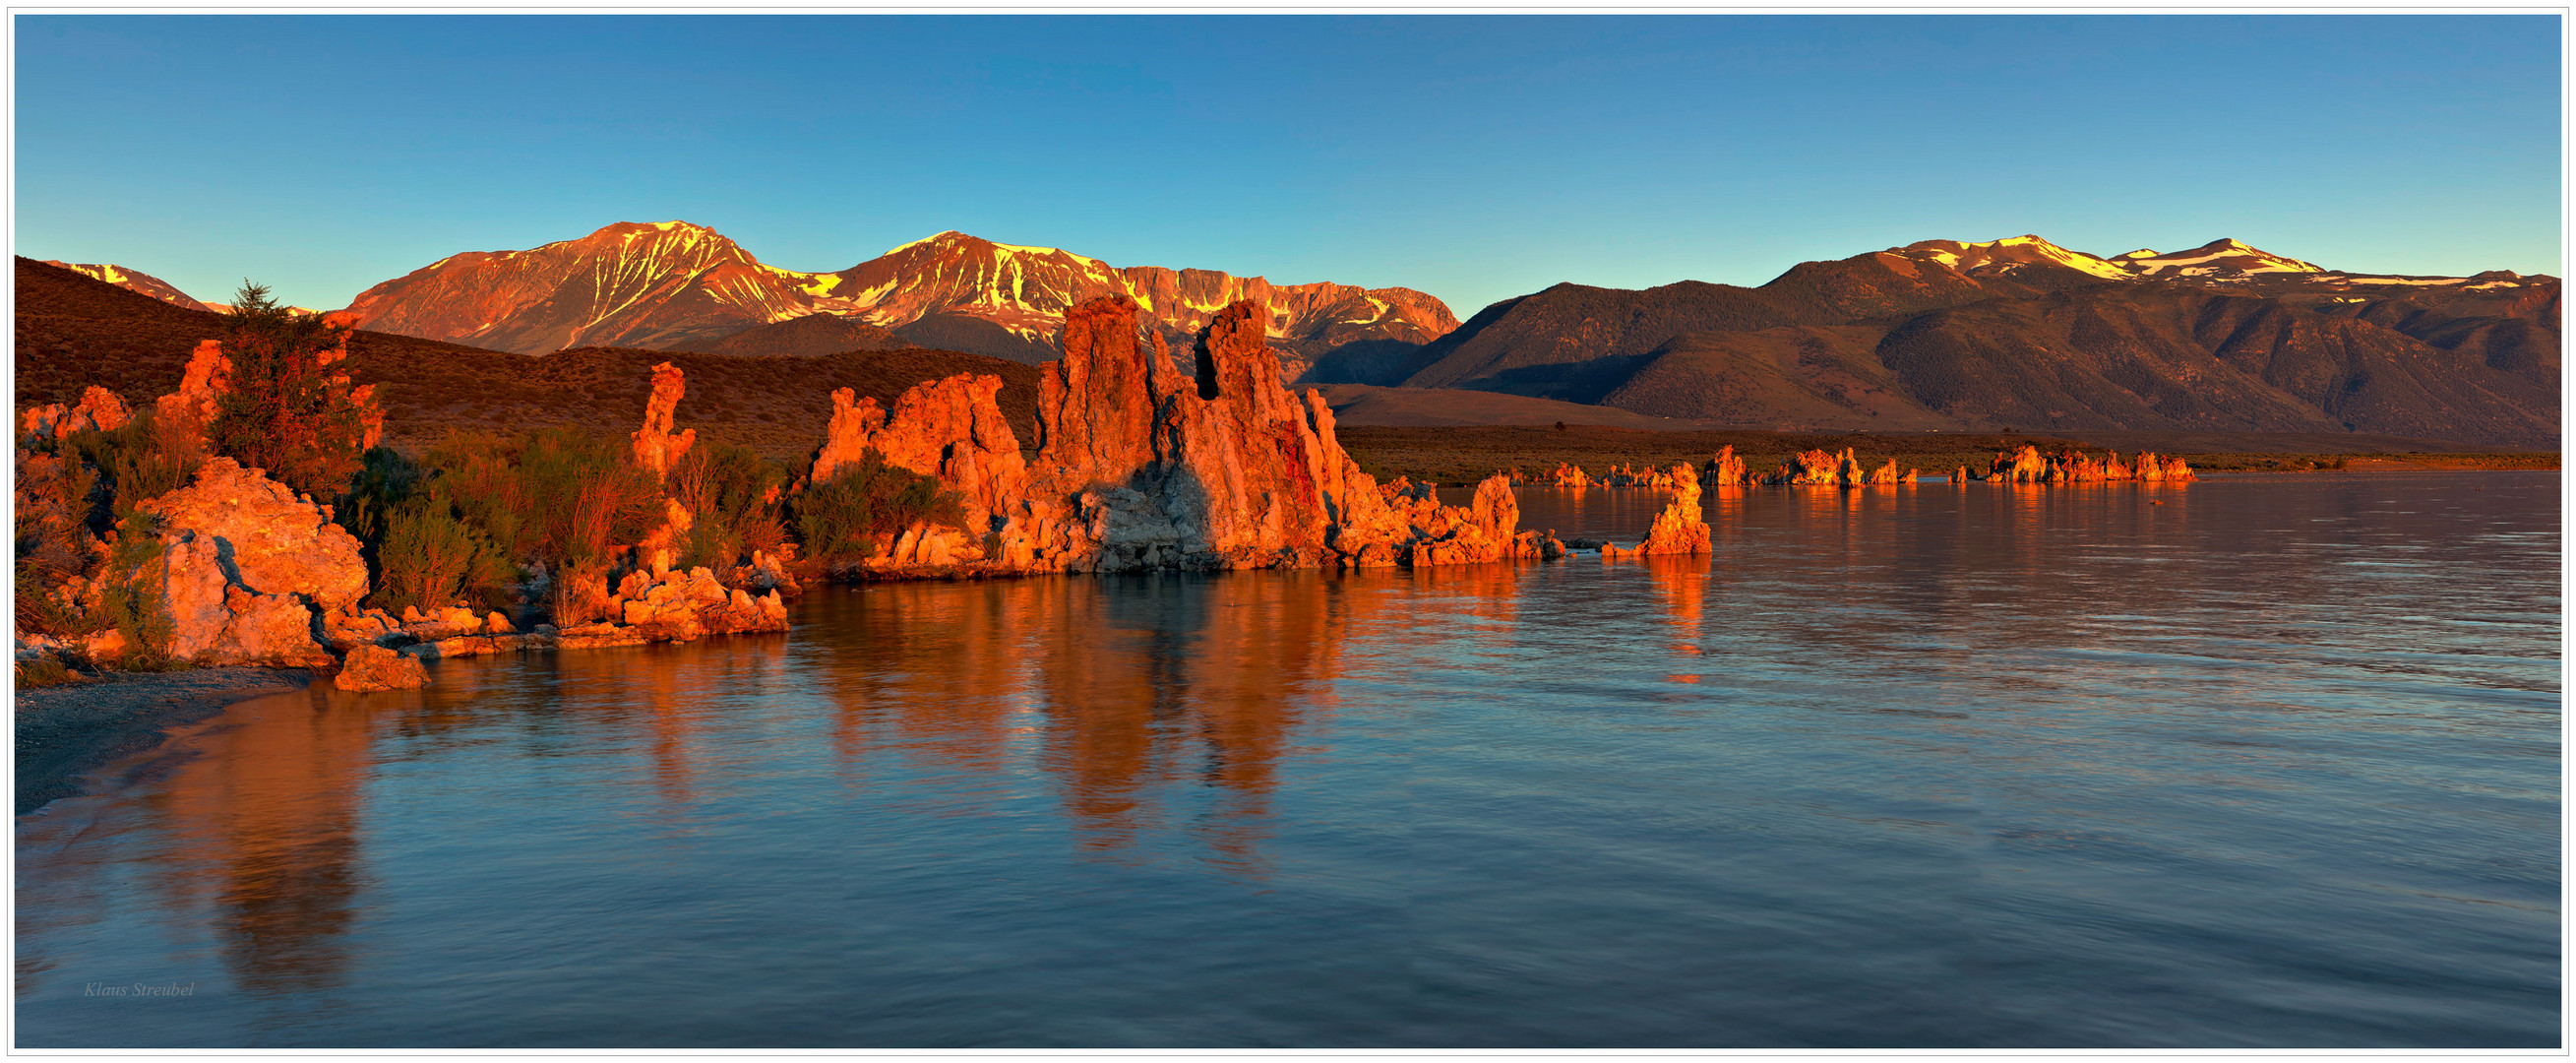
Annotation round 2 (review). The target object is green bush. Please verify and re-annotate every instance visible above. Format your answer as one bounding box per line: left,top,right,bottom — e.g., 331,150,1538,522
791,449,964,564
97,514,179,668
371,498,515,616
426,428,663,571
16,656,74,688
670,443,787,572
207,282,369,499
57,407,203,530
14,450,101,636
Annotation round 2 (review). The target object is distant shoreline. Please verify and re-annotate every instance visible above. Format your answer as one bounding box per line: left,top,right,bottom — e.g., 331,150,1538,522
15,667,311,815
1333,423,2554,485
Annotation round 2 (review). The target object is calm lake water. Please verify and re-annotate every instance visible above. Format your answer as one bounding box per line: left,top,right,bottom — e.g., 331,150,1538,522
16,472,2560,1047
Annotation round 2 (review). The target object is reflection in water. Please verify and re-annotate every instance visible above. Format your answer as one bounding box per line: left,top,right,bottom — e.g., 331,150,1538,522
1641,554,1706,680
144,693,376,999
15,473,2561,1048
808,572,1373,876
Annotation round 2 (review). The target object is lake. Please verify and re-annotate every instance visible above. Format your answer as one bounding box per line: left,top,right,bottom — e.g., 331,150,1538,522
16,472,2560,1047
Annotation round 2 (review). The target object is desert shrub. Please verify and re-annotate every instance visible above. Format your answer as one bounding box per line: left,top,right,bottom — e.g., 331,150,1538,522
335,446,424,551
97,514,179,668
15,448,102,635
547,557,617,627
669,443,787,572
791,449,964,563
16,656,74,688
57,407,204,529
207,282,370,499
425,427,664,571
370,498,515,616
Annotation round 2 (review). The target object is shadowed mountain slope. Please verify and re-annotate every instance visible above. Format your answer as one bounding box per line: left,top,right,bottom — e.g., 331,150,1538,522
1383,235,2557,446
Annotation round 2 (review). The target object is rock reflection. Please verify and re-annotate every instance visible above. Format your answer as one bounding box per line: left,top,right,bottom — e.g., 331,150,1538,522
1641,554,1708,674
542,636,795,812
807,570,1375,875
142,692,378,998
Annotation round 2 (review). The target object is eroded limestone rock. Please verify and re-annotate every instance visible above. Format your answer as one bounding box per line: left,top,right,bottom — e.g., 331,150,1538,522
814,375,1026,530
335,644,428,691
631,361,696,475
137,458,369,611
1639,463,1712,556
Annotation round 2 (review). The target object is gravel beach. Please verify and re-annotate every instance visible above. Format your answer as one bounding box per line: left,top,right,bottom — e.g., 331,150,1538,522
16,667,312,814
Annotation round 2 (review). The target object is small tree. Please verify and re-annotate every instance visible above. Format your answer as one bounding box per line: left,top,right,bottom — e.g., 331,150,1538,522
208,281,368,497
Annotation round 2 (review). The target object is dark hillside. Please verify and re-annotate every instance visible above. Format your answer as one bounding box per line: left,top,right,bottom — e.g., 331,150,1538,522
15,256,1041,462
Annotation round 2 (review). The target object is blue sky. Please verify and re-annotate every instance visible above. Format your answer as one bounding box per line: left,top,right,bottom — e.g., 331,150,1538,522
14,14,2563,317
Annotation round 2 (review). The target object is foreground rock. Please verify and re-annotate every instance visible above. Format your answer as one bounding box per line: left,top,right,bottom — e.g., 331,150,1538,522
333,645,428,691
106,459,368,668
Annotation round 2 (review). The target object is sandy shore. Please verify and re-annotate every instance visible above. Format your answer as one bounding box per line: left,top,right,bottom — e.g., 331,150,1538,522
16,666,312,814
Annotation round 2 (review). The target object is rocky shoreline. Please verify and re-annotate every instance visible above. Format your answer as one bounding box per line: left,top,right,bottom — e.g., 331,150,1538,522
18,291,2214,715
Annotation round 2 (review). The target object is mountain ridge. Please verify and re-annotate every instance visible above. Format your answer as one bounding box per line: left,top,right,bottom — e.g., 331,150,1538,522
335,222,1460,375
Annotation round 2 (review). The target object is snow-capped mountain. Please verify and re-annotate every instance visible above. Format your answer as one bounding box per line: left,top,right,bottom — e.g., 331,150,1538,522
340,221,831,353
1882,234,2537,296
1889,235,2136,281
338,222,1459,366
41,261,223,312
2109,238,2325,280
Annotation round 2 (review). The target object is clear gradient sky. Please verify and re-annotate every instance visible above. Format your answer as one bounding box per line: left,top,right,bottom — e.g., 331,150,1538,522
14,14,2564,318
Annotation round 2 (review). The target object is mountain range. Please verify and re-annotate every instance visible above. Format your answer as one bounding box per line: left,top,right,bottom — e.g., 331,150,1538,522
330,221,1458,380
1353,235,2557,446
41,228,2559,446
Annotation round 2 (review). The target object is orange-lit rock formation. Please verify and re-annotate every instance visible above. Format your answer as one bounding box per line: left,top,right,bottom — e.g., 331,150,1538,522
1638,463,1712,555
817,296,1563,575
1982,445,2195,483
814,375,1027,530
155,340,232,445
334,645,427,691
18,386,133,442
1701,445,1749,486
120,458,366,668
630,361,696,475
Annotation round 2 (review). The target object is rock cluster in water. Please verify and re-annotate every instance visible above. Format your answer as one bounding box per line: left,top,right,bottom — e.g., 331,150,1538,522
1970,445,2196,483
840,296,1562,575
1748,448,1913,487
